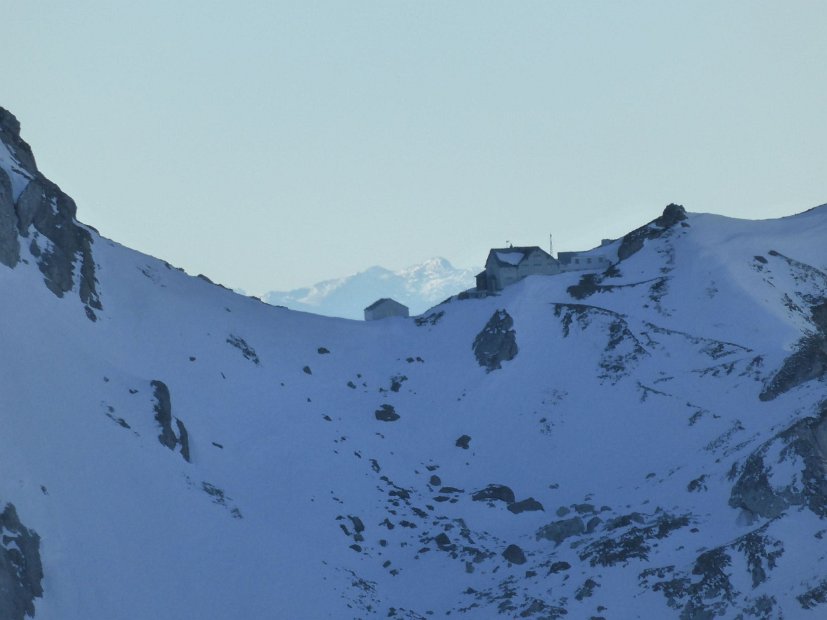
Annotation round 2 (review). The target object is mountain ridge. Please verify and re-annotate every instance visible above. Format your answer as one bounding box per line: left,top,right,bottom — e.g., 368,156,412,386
1,107,826,619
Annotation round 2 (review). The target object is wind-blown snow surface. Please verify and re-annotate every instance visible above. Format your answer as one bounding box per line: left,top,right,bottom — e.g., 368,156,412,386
2,118,827,618
262,258,478,319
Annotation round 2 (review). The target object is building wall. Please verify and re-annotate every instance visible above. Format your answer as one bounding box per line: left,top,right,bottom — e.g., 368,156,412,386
485,249,560,291
558,254,612,272
365,301,409,321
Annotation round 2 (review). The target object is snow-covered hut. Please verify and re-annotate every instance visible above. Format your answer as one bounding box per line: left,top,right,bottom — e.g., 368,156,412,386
475,246,560,293
364,298,409,321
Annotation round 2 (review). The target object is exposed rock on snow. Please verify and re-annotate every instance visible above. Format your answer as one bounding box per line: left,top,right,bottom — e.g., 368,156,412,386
760,300,827,400
0,107,101,319
0,503,43,620
472,309,518,371
226,334,260,365
4,109,827,618
618,203,687,261
0,168,20,266
471,484,516,504
502,544,527,565
374,404,400,422
730,401,827,519
151,380,191,462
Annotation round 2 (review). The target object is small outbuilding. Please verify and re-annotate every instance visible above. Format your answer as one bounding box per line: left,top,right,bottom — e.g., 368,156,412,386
364,298,409,321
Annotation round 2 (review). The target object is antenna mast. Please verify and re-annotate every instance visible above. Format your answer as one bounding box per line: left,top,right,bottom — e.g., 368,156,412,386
549,234,554,257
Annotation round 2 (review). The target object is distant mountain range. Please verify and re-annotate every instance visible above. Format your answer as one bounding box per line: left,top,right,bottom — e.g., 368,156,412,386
262,257,480,319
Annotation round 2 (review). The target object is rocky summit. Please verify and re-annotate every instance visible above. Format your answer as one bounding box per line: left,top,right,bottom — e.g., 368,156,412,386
1,108,826,619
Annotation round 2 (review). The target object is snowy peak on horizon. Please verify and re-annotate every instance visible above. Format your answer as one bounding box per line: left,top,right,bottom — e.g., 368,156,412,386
263,256,480,319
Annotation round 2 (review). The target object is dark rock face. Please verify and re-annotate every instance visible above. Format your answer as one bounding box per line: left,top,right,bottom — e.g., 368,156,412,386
580,512,689,567
760,300,827,401
0,108,37,173
455,434,471,449
0,168,20,267
502,544,527,565
799,580,827,610
0,107,101,319
0,503,44,620
536,516,585,545
508,497,544,514
472,309,518,372
618,203,687,261
471,484,515,504
151,380,191,462
641,522,784,619
730,402,827,518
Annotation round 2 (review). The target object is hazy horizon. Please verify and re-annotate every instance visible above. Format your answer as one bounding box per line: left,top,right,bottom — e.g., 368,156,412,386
4,1,826,293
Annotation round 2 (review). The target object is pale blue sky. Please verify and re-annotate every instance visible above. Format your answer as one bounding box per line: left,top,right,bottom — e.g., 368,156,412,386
4,1,826,292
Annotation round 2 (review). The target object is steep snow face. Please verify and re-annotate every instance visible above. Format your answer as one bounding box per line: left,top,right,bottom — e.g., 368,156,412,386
263,257,478,319
2,113,827,618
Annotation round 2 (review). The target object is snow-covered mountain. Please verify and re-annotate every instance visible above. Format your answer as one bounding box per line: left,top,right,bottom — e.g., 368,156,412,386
2,106,827,619
263,258,479,319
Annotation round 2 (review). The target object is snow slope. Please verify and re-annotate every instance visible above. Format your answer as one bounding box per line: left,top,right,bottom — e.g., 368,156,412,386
1,107,827,619
262,258,479,319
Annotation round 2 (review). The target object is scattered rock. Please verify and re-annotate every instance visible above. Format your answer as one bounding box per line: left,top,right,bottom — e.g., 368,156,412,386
508,498,544,514
374,404,400,422
798,579,827,610
226,335,260,365
502,544,527,565
435,533,452,550
575,578,599,601
455,434,471,449
472,484,516,504
536,516,585,545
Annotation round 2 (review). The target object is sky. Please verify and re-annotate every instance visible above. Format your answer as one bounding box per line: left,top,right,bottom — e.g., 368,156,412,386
3,1,826,293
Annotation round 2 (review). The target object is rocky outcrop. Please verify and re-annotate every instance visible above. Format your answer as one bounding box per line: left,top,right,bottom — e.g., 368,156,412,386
760,300,827,401
502,544,527,565
471,484,515,504
536,516,585,546
0,503,44,620
0,168,20,267
730,402,827,518
0,107,101,319
618,203,687,261
151,380,191,462
374,404,400,422
472,309,518,372
640,522,784,619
